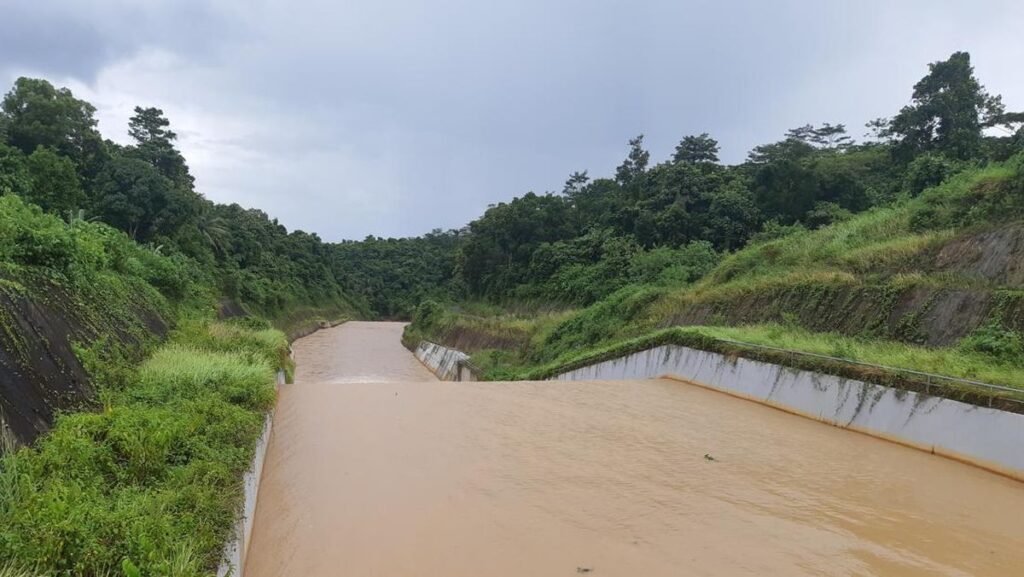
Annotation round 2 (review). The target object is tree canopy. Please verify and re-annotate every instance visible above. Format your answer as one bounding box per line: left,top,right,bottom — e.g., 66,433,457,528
1,51,1020,316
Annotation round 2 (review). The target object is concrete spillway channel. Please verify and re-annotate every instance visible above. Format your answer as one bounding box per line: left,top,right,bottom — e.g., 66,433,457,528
243,321,1024,576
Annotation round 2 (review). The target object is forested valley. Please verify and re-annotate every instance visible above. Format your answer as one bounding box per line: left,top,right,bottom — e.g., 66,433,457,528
399,51,1024,391
1,50,1023,575
4,52,1021,323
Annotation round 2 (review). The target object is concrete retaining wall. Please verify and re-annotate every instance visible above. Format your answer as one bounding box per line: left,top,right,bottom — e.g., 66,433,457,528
217,368,285,577
554,345,1024,480
414,341,475,381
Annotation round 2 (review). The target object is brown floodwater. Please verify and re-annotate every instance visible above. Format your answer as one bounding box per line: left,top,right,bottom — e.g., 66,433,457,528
245,321,1024,577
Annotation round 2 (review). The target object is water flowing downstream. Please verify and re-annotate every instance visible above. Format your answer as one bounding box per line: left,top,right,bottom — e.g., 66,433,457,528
245,321,1024,576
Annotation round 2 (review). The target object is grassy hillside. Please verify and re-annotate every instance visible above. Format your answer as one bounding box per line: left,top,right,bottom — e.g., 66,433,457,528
0,196,357,445
406,154,1024,402
0,196,180,444
0,195,362,576
0,192,360,575
0,319,288,576
0,78,367,575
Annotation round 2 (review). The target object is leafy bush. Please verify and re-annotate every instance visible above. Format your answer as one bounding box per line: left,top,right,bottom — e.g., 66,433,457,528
959,325,1024,363
535,285,663,363
628,240,718,286
0,196,75,270
413,299,444,330
904,153,964,196
803,201,853,229
746,219,806,244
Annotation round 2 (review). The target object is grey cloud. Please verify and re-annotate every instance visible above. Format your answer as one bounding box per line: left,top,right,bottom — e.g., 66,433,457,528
2,0,1023,240
0,1,244,80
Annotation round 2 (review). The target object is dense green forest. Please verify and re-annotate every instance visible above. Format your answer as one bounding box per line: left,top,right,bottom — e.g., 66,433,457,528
330,52,1024,317
5,52,1019,322
448,51,1022,306
403,51,1024,396
0,77,365,321
332,231,460,318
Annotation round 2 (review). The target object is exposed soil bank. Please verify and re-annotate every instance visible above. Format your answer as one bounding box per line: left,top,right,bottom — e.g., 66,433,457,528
245,322,1024,577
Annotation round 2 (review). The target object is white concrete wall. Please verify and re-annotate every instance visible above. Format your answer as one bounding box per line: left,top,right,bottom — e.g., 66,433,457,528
217,368,284,576
555,345,1024,480
415,341,473,381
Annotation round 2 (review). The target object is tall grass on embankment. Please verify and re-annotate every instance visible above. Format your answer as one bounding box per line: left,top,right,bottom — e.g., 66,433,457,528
0,319,287,576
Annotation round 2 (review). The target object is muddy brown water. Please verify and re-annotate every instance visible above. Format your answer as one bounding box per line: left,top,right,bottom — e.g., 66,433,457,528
245,321,1024,577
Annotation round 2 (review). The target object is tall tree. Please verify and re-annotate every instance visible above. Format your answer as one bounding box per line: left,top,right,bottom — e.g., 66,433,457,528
127,107,194,190
562,170,590,195
864,118,894,142
0,78,104,177
24,146,85,214
615,134,649,186
786,123,854,150
890,51,1004,160
92,156,199,242
673,133,720,164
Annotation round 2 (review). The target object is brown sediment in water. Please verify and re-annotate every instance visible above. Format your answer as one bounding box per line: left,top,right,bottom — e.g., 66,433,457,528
245,321,1024,577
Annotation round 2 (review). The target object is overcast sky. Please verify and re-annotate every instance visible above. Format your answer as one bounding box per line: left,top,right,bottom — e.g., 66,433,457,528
2,1,1023,240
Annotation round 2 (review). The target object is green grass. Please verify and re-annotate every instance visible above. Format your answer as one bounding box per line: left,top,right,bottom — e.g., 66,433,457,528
461,321,1024,393
0,320,284,576
409,156,1024,401
492,324,1024,413
410,288,1024,390
699,324,1024,389
403,299,574,354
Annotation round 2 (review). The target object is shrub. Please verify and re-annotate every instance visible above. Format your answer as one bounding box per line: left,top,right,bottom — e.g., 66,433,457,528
803,201,853,229
128,345,275,411
628,241,718,286
959,325,1024,363
905,153,964,196
413,299,444,330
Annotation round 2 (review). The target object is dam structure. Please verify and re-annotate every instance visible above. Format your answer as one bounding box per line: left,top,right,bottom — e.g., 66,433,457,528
245,321,1024,577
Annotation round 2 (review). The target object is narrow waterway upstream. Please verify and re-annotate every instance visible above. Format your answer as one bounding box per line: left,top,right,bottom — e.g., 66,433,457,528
245,321,1024,577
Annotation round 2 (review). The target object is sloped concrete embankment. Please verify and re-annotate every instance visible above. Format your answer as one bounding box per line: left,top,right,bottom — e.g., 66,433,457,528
414,340,478,381
216,368,285,577
554,345,1024,481
0,275,168,445
217,318,350,576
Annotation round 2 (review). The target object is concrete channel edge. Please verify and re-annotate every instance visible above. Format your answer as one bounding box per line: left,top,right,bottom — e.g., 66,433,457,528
216,369,282,577
414,340,478,381
218,319,347,575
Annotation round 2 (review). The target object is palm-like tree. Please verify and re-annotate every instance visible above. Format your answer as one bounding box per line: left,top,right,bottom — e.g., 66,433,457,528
196,209,229,256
